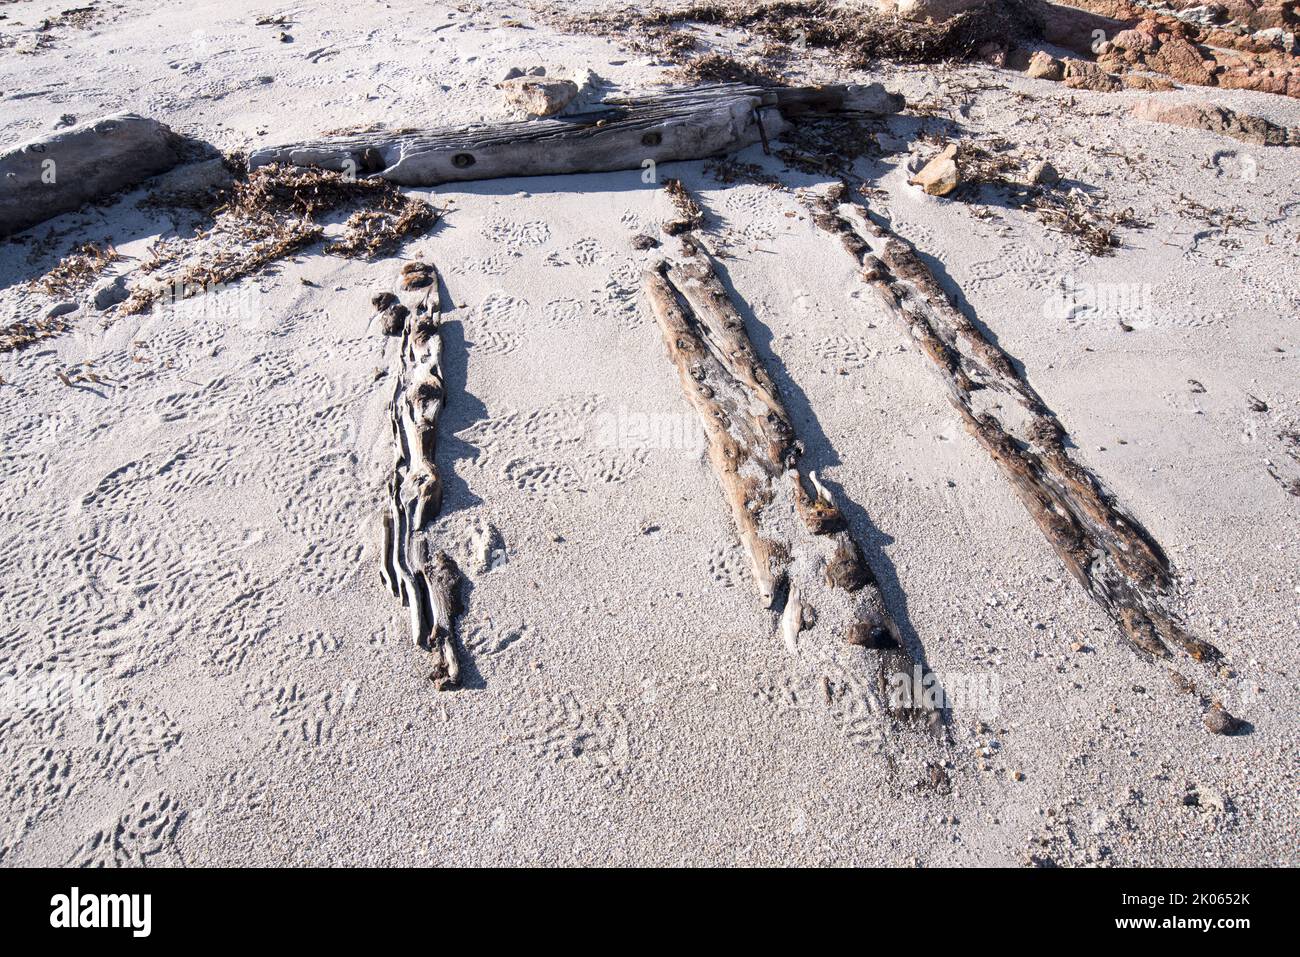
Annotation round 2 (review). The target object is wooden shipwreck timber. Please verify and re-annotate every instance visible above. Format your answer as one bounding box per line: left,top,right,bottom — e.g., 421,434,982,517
247,83,905,185
644,189,933,721
242,81,1227,730
3,76,1236,734
372,260,463,689
808,183,1221,667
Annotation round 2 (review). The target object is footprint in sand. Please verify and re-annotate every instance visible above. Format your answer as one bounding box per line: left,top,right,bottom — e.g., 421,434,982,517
516,690,632,791
67,791,187,867
483,217,551,249
705,540,748,590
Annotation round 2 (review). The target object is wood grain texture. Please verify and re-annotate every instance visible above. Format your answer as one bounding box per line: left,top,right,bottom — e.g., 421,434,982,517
248,83,903,186
0,113,184,238
644,196,931,720
375,260,463,688
810,183,1218,664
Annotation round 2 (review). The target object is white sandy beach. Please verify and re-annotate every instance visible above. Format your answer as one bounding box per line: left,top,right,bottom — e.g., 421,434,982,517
0,0,1296,866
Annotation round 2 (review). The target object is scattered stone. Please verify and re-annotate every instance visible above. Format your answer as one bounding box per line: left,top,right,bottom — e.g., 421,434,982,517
43,301,78,320
1203,702,1246,735
1027,160,1060,187
1111,28,1156,53
1013,770,1026,781
1062,59,1122,92
1247,395,1268,412
909,143,960,196
90,274,128,310
498,77,579,117
501,66,546,81
1121,74,1175,92
630,233,659,250
1148,36,1216,88
1025,50,1064,81
1131,99,1297,146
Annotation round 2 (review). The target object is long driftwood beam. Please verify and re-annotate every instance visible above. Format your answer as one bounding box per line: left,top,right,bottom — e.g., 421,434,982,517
0,113,185,238
644,184,931,720
373,260,463,688
809,183,1219,665
248,83,903,186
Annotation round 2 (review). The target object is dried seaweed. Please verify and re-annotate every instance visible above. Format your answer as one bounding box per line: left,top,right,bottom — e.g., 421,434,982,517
40,4,102,30
554,0,1043,68
1029,189,1144,256
667,50,783,84
325,200,440,258
663,177,705,235
775,115,884,178
954,139,1020,186
935,139,1147,256
31,241,121,297
1,312,72,355
121,164,439,314
703,157,784,188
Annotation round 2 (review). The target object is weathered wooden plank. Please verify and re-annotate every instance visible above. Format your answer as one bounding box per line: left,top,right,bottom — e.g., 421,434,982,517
644,257,790,609
0,113,185,238
248,83,903,186
374,259,463,688
644,185,932,720
809,183,1219,664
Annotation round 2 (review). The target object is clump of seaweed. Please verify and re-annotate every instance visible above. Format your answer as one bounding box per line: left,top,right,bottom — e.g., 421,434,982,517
41,4,103,30
1,312,73,355
775,115,885,178
554,0,1043,69
121,163,439,314
33,241,121,297
218,164,398,221
126,219,325,315
1029,189,1144,257
667,50,783,84
952,138,1020,186
920,137,1146,256
325,201,440,258
703,157,785,188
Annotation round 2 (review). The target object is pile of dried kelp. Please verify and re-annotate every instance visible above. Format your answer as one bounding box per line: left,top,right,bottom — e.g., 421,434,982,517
122,163,437,313
557,0,1043,68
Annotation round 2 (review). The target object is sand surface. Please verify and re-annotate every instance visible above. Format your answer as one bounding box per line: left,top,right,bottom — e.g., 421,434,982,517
0,0,1296,866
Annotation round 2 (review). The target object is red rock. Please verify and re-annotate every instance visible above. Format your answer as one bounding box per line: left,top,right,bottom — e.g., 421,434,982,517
1111,28,1155,52
1148,36,1216,87
1026,50,1065,80
1062,58,1123,92
1122,74,1175,91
